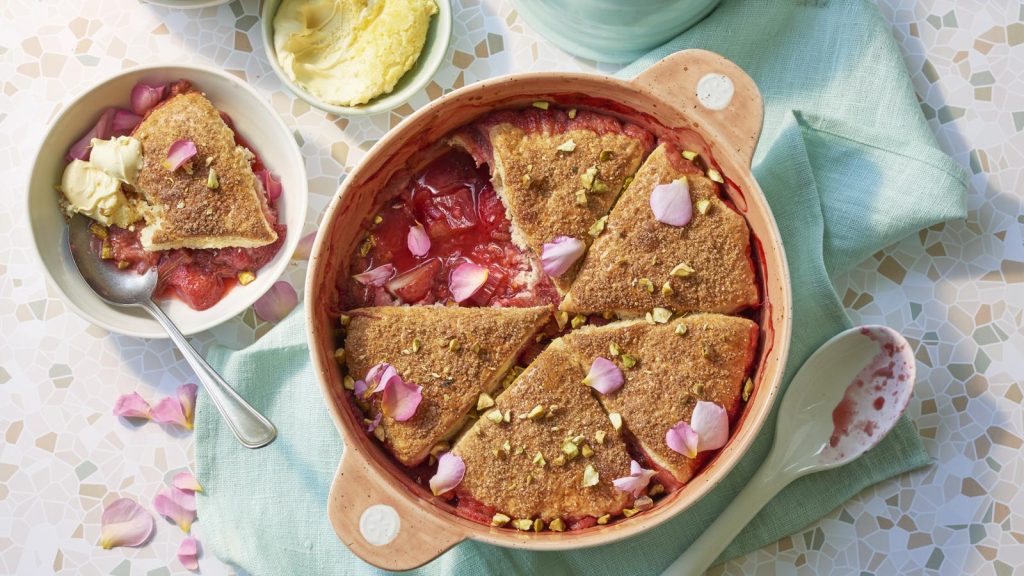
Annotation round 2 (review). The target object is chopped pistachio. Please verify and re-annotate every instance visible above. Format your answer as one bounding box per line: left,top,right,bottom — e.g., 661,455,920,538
634,496,654,511
372,214,384,226
373,425,386,441
622,507,639,518
562,441,580,459
343,375,356,390
649,484,665,497
567,108,578,119
638,278,654,293
591,179,609,193
742,377,754,402
238,270,256,286
485,409,504,424
358,236,375,257
549,518,566,532
621,354,637,369
477,392,495,411
623,175,634,189
448,338,461,352
532,101,550,110
588,216,608,237
502,440,511,455
582,464,599,487
645,312,656,325
581,444,594,458
513,518,534,531
205,155,215,167
554,310,569,330
707,168,724,183
206,168,219,189
674,323,689,336
661,281,674,296
557,139,577,152
532,452,547,467
670,262,695,277
552,455,566,466
546,404,559,418
580,165,598,190
340,314,352,327
696,198,712,215
333,348,346,365
702,345,716,360
575,190,588,206
526,404,546,420
571,314,587,329
652,307,672,324
515,446,525,455
609,342,621,357
471,342,482,354
693,382,706,397
503,410,512,423
599,149,614,162
597,514,611,525
89,222,108,239
602,311,615,320
609,412,623,430
521,173,531,186
595,430,606,444
411,338,422,354
492,513,511,527
533,518,545,532
100,240,113,259
681,150,699,161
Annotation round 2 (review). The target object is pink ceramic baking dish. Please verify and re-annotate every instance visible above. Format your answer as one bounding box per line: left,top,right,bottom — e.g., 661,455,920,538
305,49,792,570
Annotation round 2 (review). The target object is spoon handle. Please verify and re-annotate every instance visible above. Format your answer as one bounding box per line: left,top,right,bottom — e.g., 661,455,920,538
142,299,277,449
661,454,791,576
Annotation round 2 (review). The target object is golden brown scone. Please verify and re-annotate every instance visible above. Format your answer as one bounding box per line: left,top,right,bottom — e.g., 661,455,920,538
344,305,551,466
561,143,759,316
133,91,277,250
449,108,654,291
561,314,758,485
452,342,632,522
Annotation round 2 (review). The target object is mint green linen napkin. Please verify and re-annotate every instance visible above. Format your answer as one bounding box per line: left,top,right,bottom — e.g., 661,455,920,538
196,0,967,573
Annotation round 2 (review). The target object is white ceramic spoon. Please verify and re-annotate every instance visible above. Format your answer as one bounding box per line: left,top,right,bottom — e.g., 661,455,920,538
663,325,916,575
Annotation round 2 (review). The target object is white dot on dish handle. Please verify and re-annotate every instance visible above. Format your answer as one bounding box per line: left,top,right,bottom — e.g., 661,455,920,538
359,504,401,546
696,74,735,111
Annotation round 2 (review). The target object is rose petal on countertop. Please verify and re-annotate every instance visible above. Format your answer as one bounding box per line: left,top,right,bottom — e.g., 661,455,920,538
253,281,299,323
154,487,197,533
172,471,203,493
177,537,201,571
99,497,154,549
112,392,152,420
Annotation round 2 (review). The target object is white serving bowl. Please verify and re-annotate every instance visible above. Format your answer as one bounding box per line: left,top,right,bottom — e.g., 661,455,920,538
26,64,308,338
260,0,452,117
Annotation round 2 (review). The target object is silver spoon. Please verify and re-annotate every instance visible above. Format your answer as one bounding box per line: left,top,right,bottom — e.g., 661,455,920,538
67,214,277,449
663,325,916,575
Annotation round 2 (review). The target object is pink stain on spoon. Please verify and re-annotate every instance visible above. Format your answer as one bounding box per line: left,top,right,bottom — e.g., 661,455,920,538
821,326,914,464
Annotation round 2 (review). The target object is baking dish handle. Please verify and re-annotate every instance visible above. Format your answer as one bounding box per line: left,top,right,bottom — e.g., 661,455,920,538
631,49,764,167
328,450,465,571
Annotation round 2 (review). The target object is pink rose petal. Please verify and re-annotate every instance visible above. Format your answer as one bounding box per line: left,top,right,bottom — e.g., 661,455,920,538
691,400,729,452
407,222,431,257
540,236,585,277
163,139,198,171
253,281,298,323
178,537,201,571
582,357,624,394
151,384,198,431
353,263,395,287
666,400,729,458
612,460,659,497
380,376,423,422
292,231,316,260
111,108,142,137
172,471,203,493
255,168,283,202
112,392,152,420
666,420,699,459
130,82,167,116
99,497,155,549
364,362,399,396
66,107,116,162
449,262,489,302
650,179,692,226
154,487,197,533
354,379,368,397
429,452,465,496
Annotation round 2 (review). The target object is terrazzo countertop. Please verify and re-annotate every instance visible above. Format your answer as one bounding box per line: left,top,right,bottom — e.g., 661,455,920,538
2,0,1022,574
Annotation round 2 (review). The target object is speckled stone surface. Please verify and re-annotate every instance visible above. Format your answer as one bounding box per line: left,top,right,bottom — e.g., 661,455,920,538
1,0,1021,574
